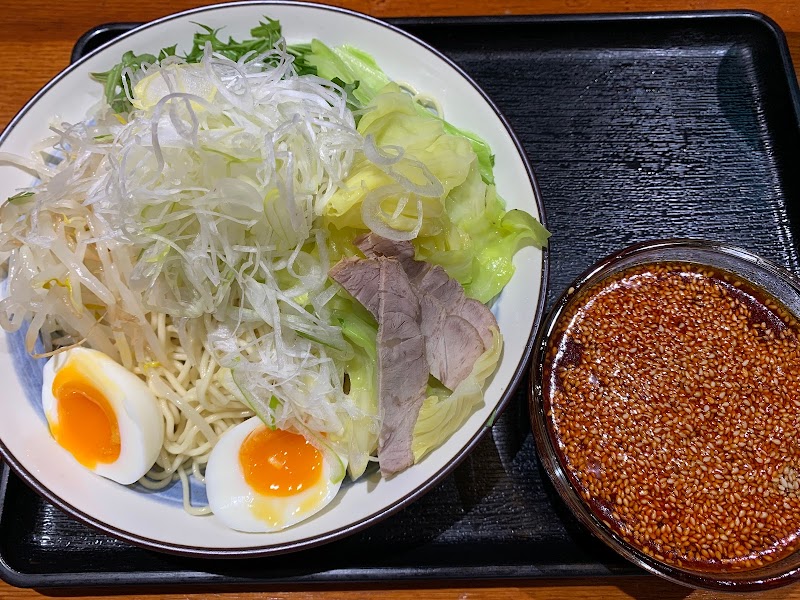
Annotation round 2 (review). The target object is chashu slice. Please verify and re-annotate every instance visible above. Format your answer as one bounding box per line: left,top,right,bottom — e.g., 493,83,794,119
354,234,497,390
330,256,428,476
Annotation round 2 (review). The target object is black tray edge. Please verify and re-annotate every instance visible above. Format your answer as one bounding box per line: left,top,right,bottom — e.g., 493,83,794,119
0,465,25,590
67,10,800,142
0,446,628,587
68,9,799,123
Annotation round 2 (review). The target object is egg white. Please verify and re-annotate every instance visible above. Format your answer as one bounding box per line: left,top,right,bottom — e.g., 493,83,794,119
205,416,346,533
41,347,164,485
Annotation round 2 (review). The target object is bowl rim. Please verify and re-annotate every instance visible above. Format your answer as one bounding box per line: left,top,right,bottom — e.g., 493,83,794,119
529,237,800,591
0,0,549,558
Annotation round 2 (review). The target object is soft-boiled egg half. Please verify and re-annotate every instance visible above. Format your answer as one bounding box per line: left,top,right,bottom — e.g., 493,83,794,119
41,347,164,485
206,416,346,532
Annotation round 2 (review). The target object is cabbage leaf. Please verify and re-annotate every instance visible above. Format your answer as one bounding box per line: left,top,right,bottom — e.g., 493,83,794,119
412,327,503,461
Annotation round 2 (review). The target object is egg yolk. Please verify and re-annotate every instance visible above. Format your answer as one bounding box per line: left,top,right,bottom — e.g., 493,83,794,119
50,363,121,469
240,427,322,496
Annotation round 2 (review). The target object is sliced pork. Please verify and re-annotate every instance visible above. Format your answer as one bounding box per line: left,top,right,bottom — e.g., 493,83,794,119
330,235,500,475
354,234,498,389
330,257,428,476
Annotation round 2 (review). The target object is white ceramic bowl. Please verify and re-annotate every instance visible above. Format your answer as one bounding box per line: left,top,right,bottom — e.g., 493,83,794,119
0,1,547,556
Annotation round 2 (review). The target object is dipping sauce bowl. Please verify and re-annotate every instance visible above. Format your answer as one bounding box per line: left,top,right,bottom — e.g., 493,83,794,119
530,239,800,590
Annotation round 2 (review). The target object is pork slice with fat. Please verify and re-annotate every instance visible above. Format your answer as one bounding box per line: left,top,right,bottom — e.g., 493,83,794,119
354,233,498,389
329,257,428,476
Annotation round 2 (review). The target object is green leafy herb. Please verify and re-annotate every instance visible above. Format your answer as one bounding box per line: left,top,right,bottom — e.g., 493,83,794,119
92,18,315,114
182,18,281,63
91,50,159,113
330,77,363,113
286,43,317,77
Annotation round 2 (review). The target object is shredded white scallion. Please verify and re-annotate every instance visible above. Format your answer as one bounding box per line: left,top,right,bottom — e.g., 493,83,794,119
0,39,370,497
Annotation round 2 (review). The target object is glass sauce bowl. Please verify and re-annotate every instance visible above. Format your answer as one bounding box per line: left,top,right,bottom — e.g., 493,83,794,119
530,238,800,590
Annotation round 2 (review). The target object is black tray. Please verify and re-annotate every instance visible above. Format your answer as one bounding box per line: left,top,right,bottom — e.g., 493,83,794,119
2,10,800,589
